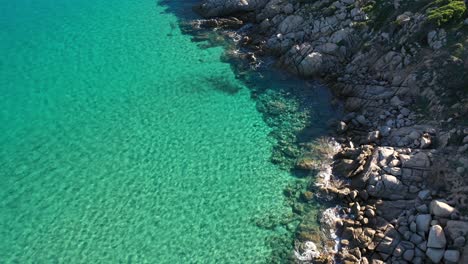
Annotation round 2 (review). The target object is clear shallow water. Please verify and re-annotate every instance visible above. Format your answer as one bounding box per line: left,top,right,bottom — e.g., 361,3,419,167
0,0,334,263
1,0,295,262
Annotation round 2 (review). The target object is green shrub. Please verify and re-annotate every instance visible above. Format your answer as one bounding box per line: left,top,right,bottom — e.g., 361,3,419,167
427,0,467,26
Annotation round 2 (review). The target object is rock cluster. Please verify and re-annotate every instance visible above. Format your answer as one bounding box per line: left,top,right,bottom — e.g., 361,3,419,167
328,146,468,263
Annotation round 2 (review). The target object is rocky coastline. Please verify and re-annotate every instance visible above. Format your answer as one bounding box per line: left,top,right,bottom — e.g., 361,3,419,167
179,0,468,263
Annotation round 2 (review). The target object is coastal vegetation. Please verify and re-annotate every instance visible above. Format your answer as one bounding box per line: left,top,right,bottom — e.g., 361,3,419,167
427,0,467,26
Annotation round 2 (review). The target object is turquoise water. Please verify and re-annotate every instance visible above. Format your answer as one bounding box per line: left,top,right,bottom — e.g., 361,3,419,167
0,0,297,262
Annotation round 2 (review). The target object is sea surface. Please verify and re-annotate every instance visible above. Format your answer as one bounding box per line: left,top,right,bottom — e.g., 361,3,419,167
0,0,333,263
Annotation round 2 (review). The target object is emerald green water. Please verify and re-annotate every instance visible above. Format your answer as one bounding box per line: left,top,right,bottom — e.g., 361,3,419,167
0,0,300,263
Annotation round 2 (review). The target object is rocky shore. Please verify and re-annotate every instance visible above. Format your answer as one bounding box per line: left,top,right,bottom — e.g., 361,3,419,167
181,0,468,263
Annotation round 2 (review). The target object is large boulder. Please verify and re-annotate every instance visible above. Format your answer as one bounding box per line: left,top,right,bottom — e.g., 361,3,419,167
197,0,269,17
299,52,324,76
430,200,456,217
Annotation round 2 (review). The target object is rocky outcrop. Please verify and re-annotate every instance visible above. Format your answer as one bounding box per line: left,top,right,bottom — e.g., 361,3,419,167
196,0,269,17
185,0,468,263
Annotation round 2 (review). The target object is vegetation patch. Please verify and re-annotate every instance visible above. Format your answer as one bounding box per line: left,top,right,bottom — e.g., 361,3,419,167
427,0,467,26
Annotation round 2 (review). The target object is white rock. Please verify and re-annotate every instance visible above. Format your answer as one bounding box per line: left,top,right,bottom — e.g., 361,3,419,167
396,14,411,25
420,136,431,149
427,225,446,248
379,147,394,161
367,131,380,143
430,200,456,217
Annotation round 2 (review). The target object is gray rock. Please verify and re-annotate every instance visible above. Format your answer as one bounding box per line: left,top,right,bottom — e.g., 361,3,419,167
417,241,427,251
400,108,410,116
278,15,304,34
426,248,444,263
459,144,468,153
408,130,421,140
445,220,468,240
299,51,324,76
368,174,408,199
463,135,468,144
356,115,367,125
416,204,428,214
418,190,431,200
401,152,430,168
444,250,460,263
403,249,414,261
427,225,446,248
390,96,404,107
410,233,423,244
376,235,398,255
283,3,294,14
430,200,456,217
416,214,431,233
453,236,466,248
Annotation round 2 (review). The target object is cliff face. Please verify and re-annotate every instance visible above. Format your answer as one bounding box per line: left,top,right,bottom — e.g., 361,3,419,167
191,0,468,263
